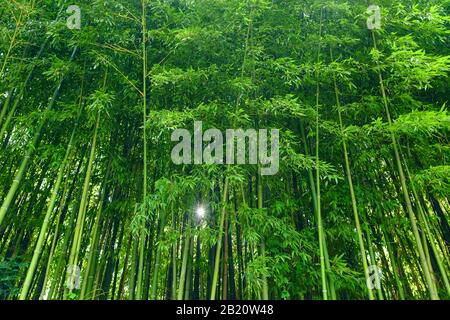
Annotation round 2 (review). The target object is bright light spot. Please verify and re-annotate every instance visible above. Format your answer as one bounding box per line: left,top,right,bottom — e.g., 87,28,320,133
196,205,206,219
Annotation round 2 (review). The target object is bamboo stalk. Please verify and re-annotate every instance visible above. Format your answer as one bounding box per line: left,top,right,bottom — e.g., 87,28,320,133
210,179,229,300
0,47,78,227
330,47,374,300
370,31,439,300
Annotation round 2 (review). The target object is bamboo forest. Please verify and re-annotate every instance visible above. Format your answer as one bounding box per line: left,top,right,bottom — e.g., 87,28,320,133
0,0,449,302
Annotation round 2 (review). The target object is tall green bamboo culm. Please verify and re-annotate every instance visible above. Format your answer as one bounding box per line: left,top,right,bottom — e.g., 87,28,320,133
136,0,149,300
65,110,101,298
0,47,78,227
330,47,374,300
210,179,229,300
19,83,84,300
314,9,329,300
370,31,439,300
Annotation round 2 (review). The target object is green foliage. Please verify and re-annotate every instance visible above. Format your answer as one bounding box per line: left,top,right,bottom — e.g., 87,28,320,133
0,0,449,301
0,258,28,299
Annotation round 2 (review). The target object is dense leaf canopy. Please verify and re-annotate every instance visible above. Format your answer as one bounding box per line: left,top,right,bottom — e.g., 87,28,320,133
0,0,449,300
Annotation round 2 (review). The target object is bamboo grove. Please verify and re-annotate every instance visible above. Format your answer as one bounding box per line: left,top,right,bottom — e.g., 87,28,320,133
0,0,449,300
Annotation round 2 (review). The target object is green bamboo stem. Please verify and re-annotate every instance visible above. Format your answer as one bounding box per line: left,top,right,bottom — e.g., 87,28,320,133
65,111,101,298
381,227,405,299
365,226,384,300
405,165,450,296
136,0,149,300
257,175,269,300
330,47,374,300
19,105,82,299
128,205,139,300
0,6,25,77
0,47,78,227
0,89,13,128
150,209,167,299
314,9,329,301
80,174,109,299
210,179,229,300
370,31,438,300
177,224,191,300
172,209,178,300
0,5,65,142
